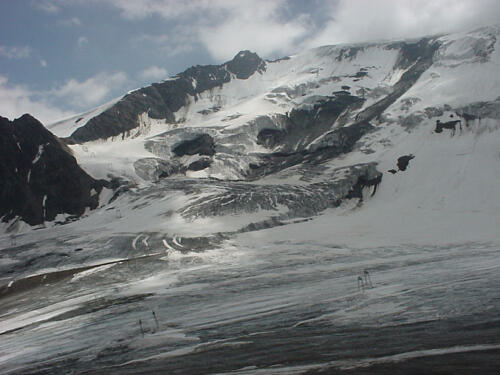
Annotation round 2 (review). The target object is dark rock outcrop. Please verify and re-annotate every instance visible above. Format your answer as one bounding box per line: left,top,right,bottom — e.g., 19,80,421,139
397,154,415,171
172,134,215,157
188,158,212,171
346,166,383,201
0,114,107,226
284,94,365,152
68,51,266,143
257,128,285,148
246,94,372,179
356,39,441,124
224,50,266,79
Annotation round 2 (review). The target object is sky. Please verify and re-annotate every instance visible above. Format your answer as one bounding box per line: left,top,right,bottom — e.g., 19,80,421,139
1,0,499,124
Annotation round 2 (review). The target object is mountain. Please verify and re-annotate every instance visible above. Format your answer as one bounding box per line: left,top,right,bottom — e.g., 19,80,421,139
38,25,500,238
0,114,109,226
1,26,500,375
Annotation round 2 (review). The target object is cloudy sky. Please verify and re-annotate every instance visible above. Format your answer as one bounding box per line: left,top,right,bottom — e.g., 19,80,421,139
1,0,499,123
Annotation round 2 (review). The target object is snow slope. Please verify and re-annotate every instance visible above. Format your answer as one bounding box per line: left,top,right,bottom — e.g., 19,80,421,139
46,95,124,138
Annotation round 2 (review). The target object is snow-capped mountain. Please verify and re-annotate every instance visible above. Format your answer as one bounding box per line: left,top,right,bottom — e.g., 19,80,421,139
37,25,500,239
1,26,500,375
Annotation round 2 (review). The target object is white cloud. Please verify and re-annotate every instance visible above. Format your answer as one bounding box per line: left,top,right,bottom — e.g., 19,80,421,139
53,71,128,108
197,2,309,60
103,0,500,60
102,0,212,19
305,0,500,48
0,71,130,124
138,66,168,81
33,0,60,13
0,75,72,124
40,59,48,68
132,28,197,57
107,0,310,60
0,45,32,59
133,34,170,44
77,36,89,48
60,17,82,27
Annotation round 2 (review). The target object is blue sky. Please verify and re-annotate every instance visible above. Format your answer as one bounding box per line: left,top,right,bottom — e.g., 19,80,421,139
1,0,499,124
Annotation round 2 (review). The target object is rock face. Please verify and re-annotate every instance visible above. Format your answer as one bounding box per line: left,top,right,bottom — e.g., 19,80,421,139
257,128,285,149
225,50,266,79
397,154,415,171
0,115,107,225
172,134,216,157
68,51,266,143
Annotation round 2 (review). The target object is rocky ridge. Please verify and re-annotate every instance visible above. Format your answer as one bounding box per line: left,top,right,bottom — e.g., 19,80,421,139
0,115,108,226
67,50,266,143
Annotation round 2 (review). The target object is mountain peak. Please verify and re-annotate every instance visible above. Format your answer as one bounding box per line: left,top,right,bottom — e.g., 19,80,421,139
225,50,266,79
0,114,107,225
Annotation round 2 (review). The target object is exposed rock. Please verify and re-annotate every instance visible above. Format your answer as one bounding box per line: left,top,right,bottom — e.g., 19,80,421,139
346,166,383,201
397,154,415,171
198,106,221,115
133,158,180,181
332,90,352,96
424,107,445,119
400,113,425,130
457,98,500,120
400,97,421,111
257,128,286,149
286,94,365,151
68,51,266,143
172,134,215,157
357,39,440,124
389,38,439,70
0,114,107,225
350,70,368,78
335,46,365,61
188,158,212,171
225,50,266,79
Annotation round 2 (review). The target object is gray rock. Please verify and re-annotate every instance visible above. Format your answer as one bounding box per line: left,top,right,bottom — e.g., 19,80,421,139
133,158,180,181
172,134,215,157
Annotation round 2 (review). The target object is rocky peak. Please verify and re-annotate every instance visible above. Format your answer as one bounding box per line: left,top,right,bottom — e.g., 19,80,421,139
0,114,108,226
225,50,266,79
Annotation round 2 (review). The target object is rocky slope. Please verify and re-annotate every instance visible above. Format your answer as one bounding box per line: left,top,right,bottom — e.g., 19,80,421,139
0,114,108,227
63,50,266,143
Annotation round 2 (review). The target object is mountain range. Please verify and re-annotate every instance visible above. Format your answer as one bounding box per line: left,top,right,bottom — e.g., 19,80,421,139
1,25,500,375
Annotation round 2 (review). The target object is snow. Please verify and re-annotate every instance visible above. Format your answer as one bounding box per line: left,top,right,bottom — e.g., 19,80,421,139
70,263,116,282
46,95,124,138
31,144,44,164
0,294,100,335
